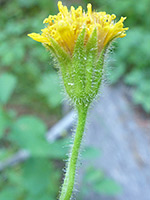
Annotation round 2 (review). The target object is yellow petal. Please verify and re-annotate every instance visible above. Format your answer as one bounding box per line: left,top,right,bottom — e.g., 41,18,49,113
28,33,50,44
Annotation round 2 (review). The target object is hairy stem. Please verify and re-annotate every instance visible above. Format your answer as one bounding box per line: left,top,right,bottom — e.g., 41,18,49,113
59,104,88,200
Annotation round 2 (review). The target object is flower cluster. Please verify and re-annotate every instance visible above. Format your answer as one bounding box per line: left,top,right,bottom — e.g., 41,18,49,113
28,1,128,106
28,1,128,56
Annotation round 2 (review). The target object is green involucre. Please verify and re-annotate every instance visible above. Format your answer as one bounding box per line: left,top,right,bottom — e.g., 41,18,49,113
50,29,106,107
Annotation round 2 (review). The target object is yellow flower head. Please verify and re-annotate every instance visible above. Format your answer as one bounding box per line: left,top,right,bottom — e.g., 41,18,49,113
28,1,128,56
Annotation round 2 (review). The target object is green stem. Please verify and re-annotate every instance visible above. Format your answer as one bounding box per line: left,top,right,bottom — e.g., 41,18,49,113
59,104,88,200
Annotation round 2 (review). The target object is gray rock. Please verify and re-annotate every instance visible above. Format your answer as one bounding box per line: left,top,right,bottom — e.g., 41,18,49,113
78,85,150,200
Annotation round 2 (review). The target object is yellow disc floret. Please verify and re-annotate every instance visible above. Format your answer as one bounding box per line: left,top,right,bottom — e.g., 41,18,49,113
28,1,128,55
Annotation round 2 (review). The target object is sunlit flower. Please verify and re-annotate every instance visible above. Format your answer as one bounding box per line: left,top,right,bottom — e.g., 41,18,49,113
28,1,128,56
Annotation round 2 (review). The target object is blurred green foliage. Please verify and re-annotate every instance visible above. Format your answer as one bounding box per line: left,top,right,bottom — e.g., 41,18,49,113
79,166,121,199
0,100,120,199
0,0,62,112
2,0,144,198
0,65,67,199
0,73,120,199
0,0,64,199
84,0,150,112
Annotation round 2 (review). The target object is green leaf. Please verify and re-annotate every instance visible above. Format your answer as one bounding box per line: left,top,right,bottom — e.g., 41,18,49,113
84,167,104,183
83,167,122,196
9,115,49,156
23,158,52,195
133,89,150,112
26,194,54,200
0,73,17,104
93,178,122,196
0,187,21,200
1,42,25,66
0,106,14,138
23,158,61,198
7,169,23,187
82,146,101,160
47,137,69,160
142,98,150,112
9,115,69,159
0,148,12,161
18,0,38,8
124,70,143,85
0,106,8,138
37,73,62,108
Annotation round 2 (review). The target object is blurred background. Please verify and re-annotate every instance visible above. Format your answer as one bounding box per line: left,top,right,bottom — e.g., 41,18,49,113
0,0,150,199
